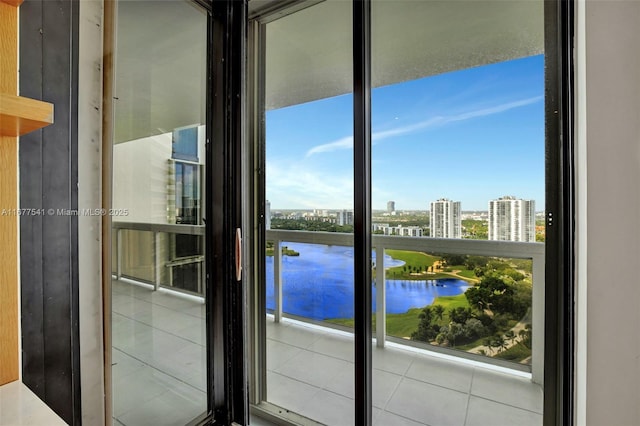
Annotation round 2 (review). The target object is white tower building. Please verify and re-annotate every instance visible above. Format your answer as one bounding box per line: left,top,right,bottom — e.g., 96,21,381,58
430,198,461,238
488,196,536,242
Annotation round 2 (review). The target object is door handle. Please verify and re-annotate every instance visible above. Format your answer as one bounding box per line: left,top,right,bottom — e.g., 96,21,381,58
235,228,242,281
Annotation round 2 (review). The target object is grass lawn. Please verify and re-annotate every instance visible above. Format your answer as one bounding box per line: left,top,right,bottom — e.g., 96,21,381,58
265,245,299,256
384,250,439,280
453,269,477,279
494,341,531,362
326,293,471,339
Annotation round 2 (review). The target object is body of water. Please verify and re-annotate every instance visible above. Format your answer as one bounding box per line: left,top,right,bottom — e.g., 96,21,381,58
265,242,469,320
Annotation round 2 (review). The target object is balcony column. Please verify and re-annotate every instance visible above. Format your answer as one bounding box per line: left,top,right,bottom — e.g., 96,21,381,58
273,239,282,322
375,244,385,347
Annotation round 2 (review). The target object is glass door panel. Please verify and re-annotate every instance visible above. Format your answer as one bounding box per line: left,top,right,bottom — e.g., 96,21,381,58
370,1,545,425
110,1,208,424
263,1,355,423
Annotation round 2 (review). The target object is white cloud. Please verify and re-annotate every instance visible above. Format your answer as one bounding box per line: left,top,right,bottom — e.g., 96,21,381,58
305,136,353,157
266,162,354,209
304,96,543,157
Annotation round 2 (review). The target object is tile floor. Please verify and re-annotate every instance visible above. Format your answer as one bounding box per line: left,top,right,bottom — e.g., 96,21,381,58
265,320,543,426
112,279,542,426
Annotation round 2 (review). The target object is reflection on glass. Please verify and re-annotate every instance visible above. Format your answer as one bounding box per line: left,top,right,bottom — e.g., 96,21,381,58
371,1,544,424
263,0,355,423
110,1,207,424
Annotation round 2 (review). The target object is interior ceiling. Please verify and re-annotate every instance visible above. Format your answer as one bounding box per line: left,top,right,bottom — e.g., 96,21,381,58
114,0,543,143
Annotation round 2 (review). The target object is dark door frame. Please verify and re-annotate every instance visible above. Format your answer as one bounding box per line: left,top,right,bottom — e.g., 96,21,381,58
206,0,249,424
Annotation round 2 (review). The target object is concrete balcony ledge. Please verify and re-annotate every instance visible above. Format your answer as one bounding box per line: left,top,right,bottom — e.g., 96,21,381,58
0,381,66,425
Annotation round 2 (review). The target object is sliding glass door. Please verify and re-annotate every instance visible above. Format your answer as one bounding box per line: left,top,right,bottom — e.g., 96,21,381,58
369,2,544,425
110,2,208,424
260,1,357,423
251,0,568,424
108,1,247,424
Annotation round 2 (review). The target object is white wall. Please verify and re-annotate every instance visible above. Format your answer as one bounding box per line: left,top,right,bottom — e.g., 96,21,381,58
112,133,172,223
576,1,640,424
78,1,106,424
112,126,206,224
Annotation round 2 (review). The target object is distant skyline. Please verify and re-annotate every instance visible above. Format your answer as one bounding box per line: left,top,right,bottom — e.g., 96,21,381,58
266,55,544,211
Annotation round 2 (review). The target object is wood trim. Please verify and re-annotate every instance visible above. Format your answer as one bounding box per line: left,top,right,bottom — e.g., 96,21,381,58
0,0,19,386
0,93,54,136
0,136,18,386
0,0,23,7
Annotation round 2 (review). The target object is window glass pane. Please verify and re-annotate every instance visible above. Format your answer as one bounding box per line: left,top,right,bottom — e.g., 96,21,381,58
371,1,544,424
263,1,355,423
111,1,208,424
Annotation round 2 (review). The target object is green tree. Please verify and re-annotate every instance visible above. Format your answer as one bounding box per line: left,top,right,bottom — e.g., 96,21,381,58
411,306,437,342
449,307,472,324
433,304,445,321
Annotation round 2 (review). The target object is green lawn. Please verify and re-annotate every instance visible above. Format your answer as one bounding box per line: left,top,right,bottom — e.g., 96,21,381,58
326,293,471,339
494,341,531,363
452,269,477,279
384,250,439,280
265,245,299,256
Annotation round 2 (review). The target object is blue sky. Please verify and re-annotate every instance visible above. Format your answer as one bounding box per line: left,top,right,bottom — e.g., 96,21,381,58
266,55,544,211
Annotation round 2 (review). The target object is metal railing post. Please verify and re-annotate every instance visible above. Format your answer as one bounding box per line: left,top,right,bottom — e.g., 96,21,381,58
116,228,122,279
531,252,545,385
375,243,386,348
154,231,161,291
274,238,282,323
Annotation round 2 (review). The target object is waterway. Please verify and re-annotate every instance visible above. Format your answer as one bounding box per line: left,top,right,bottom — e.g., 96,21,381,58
265,242,469,320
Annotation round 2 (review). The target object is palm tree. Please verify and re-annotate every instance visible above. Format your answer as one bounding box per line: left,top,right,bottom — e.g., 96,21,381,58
483,338,494,355
433,305,445,321
492,335,506,353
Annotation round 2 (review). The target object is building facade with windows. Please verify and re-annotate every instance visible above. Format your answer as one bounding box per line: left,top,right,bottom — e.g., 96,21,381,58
429,198,461,238
386,201,395,213
488,196,536,242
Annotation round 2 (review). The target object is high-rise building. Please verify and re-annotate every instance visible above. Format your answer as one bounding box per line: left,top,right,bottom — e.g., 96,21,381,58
387,201,395,213
430,198,461,238
336,209,354,226
488,196,536,242
265,200,271,230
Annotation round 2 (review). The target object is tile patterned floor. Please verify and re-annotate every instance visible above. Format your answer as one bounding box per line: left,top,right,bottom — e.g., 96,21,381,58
265,319,542,426
112,279,542,426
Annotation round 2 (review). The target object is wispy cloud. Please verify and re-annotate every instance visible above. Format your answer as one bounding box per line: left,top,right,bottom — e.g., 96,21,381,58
267,162,354,209
305,136,353,157
305,96,543,157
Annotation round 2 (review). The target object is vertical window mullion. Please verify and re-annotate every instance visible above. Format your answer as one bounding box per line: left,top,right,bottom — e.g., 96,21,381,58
353,0,372,424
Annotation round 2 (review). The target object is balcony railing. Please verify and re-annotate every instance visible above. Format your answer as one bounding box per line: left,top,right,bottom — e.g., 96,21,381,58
112,222,544,384
267,229,545,384
112,221,205,295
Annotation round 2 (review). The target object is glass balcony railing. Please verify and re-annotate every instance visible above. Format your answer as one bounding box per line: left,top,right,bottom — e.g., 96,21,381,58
112,222,205,296
266,229,544,383
112,223,543,383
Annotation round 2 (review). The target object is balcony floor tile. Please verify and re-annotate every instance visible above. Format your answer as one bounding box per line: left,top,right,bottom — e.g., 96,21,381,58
111,280,542,426
470,368,543,413
465,396,543,426
405,354,474,393
385,377,469,426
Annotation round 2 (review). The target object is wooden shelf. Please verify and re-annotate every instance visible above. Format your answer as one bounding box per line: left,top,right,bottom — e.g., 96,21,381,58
0,0,23,7
0,93,53,137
